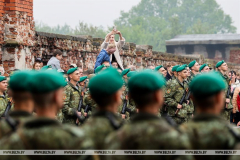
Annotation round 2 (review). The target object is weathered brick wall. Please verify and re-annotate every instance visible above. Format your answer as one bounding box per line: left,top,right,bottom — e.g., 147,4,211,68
0,0,34,76
0,0,239,76
33,32,240,72
229,48,240,64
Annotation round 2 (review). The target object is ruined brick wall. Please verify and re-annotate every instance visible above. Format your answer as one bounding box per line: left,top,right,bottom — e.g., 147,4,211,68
229,48,240,64
33,31,240,73
0,0,34,76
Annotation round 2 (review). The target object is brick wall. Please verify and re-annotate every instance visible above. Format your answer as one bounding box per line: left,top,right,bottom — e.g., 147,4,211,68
229,48,240,64
0,0,34,76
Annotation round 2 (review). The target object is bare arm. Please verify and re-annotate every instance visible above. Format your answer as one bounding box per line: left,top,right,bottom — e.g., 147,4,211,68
232,87,240,113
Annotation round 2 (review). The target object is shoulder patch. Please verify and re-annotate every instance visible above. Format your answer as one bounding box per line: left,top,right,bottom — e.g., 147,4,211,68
166,89,171,94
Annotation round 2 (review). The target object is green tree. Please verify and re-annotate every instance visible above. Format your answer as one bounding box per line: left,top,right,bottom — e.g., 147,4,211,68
114,0,237,51
73,21,107,38
35,21,108,37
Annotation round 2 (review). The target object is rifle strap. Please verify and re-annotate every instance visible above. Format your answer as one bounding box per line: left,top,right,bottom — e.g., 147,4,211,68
227,124,240,142
105,112,123,130
5,116,19,132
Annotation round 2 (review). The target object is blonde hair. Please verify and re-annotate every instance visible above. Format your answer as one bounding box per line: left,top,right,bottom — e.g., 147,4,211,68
107,43,116,49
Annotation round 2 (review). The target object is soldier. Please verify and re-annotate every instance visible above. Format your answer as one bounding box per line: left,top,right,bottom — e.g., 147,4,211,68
0,70,93,160
0,71,34,138
121,68,130,84
154,65,165,75
170,65,180,81
164,65,191,124
199,63,210,73
83,74,97,119
81,67,123,149
0,76,8,116
180,72,240,160
78,76,88,118
105,70,192,160
188,60,200,82
62,67,81,125
216,60,233,122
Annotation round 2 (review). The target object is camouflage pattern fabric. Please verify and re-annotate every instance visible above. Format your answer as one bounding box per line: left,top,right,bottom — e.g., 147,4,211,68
187,72,196,83
62,82,81,125
56,109,63,123
164,78,191,124
180,114,240,160
118,85,137,122
0,95,8,116
105,112,192,160
0,110,32,139
81,110,123,150
83,90,98,118
0,117,94,160
219,72,233,121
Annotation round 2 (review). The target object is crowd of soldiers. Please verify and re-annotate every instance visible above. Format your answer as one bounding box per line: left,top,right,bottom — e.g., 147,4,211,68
0,57,239,160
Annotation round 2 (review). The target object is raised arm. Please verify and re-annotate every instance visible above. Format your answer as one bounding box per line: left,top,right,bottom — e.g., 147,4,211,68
101,31,115,50
116,31,125,49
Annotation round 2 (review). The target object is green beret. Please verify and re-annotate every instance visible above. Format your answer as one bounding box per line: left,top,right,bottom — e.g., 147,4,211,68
41,65,52,70
0,76,6,82
199,64,208,72
30,70,67,93
67,67,78,75
9,71,33,91
121,68,130,76
128,70,165,93
216,60,225,68
172,65,180,72
79,76,87,82
190,72,226,97
95,65,105,74
127,71,136,78
182,64,188,68
176,65,187,72
154,65,163,71
89,68,123,97
188,60,196,68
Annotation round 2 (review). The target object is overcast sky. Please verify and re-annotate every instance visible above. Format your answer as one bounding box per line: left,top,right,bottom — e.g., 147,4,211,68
33,0,240,33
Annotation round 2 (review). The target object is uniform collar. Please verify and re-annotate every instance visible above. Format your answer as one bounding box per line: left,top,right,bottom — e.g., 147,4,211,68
176,78,185,88
131,112,159,122
192,113,224,122
68,82,80,91
23,117,61,129
8,110,32,118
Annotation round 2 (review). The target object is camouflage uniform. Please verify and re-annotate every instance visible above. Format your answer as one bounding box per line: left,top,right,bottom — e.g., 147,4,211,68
105,112,192,160
164,78,191,124
62,82,81,125
0,117,94,160
83,90,98,119
0,94,9,116
188,72,196,83
0,110,32,139
180,114,240,160
219,72,233,122
81,110,123,149
118,85,137,122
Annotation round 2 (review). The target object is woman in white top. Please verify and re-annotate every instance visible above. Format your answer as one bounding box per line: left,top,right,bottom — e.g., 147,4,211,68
101,29,125,70
228,71,240,95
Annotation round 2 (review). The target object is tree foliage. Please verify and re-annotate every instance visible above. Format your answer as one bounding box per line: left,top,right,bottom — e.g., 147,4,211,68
114,0,237,51
35,21,107,38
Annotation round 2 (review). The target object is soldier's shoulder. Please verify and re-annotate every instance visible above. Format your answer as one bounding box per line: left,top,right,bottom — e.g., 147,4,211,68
64,84,74,91
62,124,85,138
